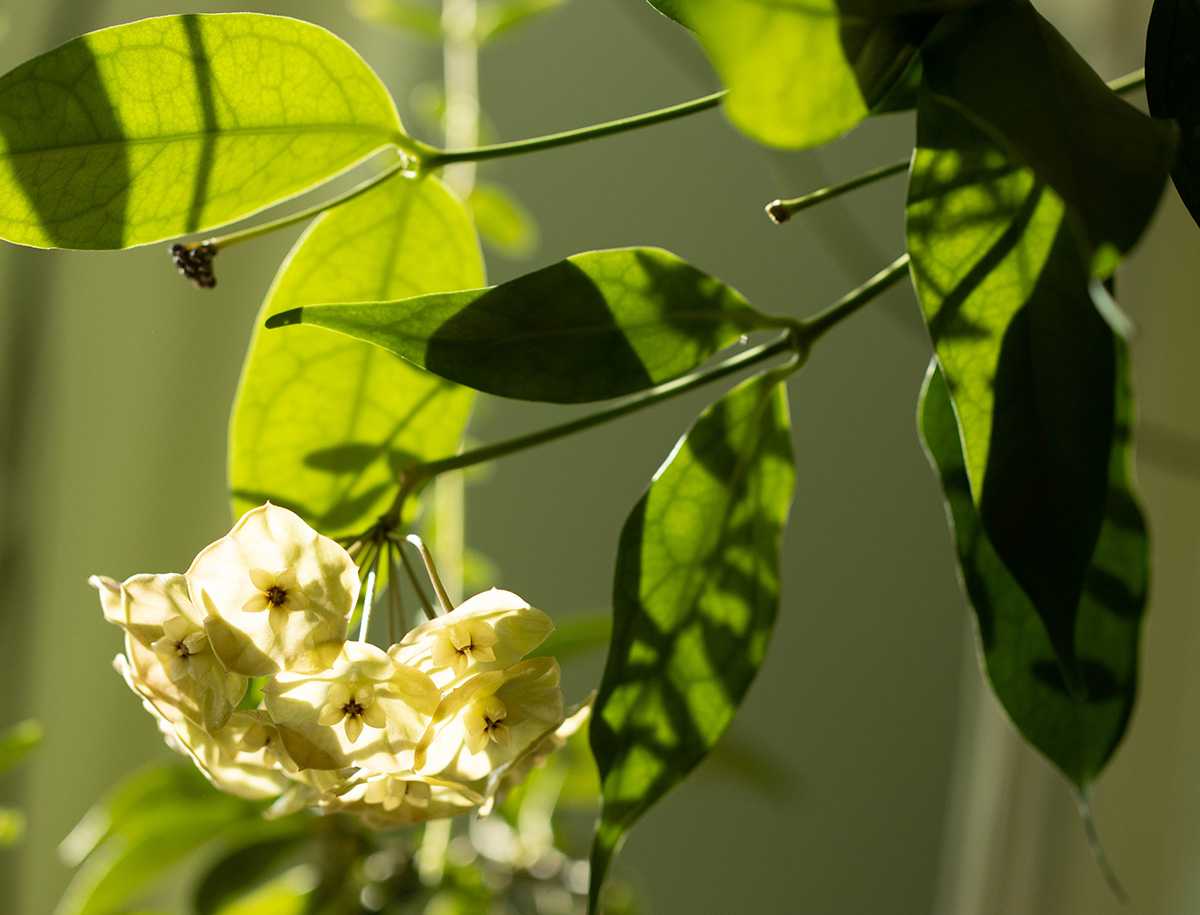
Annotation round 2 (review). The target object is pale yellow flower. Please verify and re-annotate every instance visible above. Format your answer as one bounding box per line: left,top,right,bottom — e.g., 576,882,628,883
113,655,290,800
389,588,554,688
263,641,440,772
94,573,245,732
187,503,359,677
414,657,564,783
321,771,483,829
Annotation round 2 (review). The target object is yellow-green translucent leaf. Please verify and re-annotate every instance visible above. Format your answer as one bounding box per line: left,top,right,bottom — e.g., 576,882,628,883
0,13,402,249
230,173,482,536
647,0,970,148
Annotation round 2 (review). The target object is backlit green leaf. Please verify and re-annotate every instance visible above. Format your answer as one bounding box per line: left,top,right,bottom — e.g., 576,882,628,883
0,719,42,774
230,173,482,536
56,767,261,915
908,91,1124,686
349,0,443,41
587,372,794,912
468,180,539,259
919,347,1145,785
477,0,569,43
1147,0,1200,229
0,13,403,249
921,0,1174,276
644,0,973,148
194,832,313,915
266,247,780,403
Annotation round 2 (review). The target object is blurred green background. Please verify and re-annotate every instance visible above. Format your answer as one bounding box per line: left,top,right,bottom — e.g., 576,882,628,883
3,1,1200,913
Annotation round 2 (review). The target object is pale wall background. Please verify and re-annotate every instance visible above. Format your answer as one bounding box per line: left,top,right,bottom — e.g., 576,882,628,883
1,1,1197,914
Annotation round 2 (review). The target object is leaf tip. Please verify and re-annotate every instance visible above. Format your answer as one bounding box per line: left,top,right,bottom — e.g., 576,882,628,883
264,308,303,330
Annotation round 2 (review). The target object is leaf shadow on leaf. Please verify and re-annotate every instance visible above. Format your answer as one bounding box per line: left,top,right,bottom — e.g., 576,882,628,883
0,38,128,247
1031,658,1120,702
422,258,655,400
301,442,420,476
838,10,938,109
180,14,218,235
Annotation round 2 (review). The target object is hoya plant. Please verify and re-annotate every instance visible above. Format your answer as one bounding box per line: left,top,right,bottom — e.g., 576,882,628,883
0,0,1196,912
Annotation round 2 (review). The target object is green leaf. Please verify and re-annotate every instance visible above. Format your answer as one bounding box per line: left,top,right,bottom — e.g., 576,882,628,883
266,247,780,404
587,372,794,912
643,0,971,149
467,180,539,259
0,13,402,249
56,768,261,915
194,832,313,915
59,764,216,867
349,0,444,41
0,719,42,774
918,346,1145,785
230,173,482,535
921,0,1174,276
907,91,1121,689
1147,0,1200,230
477,0,568,43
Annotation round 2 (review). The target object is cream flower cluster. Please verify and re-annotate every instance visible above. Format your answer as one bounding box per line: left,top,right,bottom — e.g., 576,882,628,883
92,503,565,828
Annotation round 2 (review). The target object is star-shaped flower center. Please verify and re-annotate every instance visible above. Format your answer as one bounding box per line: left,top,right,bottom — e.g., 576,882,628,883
431,620,499,677
150,615,210,682
316,681,387,743
243,568,310,633
463,695,528,754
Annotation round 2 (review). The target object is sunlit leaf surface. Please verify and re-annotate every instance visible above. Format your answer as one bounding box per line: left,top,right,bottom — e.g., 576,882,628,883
267,247,779,403
0,13,402,248
908,91,1123,685
644,0,974,148
230,173,482,536
921,0,1173,276
919,348,1145,785
588,372,794,911
56,765,262,915
1147,0,1200,230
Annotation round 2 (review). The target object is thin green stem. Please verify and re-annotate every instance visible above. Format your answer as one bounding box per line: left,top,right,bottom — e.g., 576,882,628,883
386,541,404,644
384,331,798,524
767,160,909,224
1108,68,1145,95
405,534,455,614
193,157,412,253
796,254,911,349
416,91,725,172
358,544,382,643
394,537,438,621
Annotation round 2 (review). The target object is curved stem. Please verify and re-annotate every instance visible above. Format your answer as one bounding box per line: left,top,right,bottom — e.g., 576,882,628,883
191,157,413,253
796,254,911,349
384,331,798,524
394,537,439,621
767,160,908,224
358,544,382,643
405,534,455,614
417,91,725,172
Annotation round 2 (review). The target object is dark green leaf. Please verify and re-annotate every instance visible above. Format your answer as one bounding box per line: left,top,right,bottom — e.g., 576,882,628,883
918,345,1145,785
908,91,1126,686
921,0,1174,276
194,831,313,915
643,0,973,148
587,372,794,911
0,719,41,774
230,174,482,536
1147,0,1200,229
0,14,403,249
267,247,780,403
